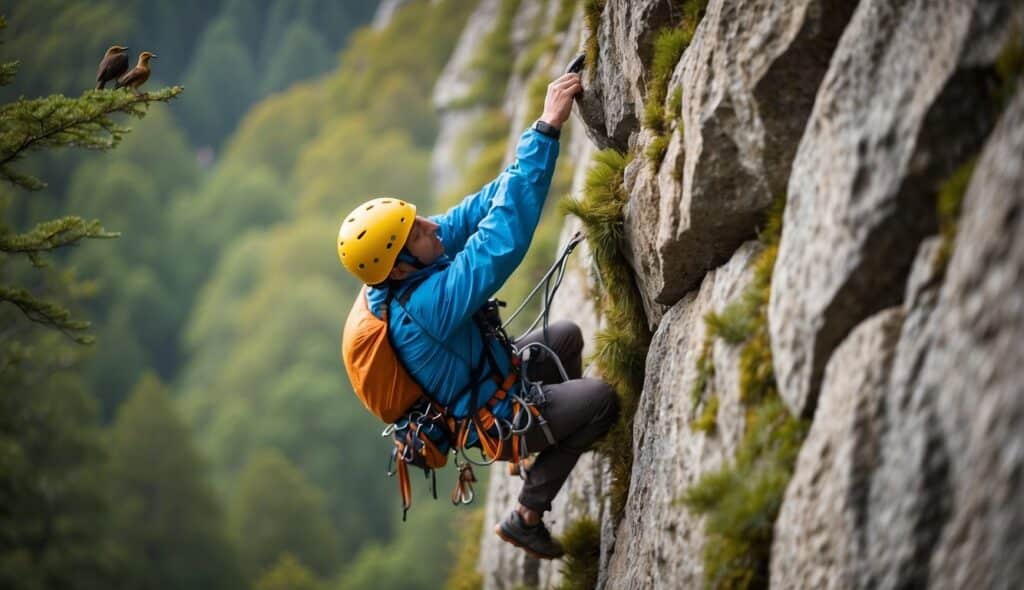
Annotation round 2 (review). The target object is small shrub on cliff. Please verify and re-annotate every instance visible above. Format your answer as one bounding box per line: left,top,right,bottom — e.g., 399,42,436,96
556,517,601,590
562,148,651,522
643,0,708,136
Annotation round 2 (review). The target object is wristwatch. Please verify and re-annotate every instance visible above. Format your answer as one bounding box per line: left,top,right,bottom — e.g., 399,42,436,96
532,119,561,140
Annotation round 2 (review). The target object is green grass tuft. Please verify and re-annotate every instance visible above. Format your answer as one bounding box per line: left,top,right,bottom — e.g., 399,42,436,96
935,158,977,272
557,518,601,590
584,0,607,72
689,339,715,413
678,193,810,590
643,28,690,134
645,134,671,169
691,392,719,434
562,148,650,521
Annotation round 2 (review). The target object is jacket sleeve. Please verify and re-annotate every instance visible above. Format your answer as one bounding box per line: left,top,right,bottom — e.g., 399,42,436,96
422,128,559,338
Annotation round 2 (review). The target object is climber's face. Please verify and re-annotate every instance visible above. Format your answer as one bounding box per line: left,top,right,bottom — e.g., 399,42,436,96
404,216,445,266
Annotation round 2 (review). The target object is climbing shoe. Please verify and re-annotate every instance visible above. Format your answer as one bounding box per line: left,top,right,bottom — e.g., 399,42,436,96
494,510,565,559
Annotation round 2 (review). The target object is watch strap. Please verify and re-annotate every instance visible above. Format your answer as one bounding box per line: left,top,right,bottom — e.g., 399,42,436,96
532,119,561,140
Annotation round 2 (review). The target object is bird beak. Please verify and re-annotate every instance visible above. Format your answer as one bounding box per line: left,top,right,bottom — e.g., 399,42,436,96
150,54,158,59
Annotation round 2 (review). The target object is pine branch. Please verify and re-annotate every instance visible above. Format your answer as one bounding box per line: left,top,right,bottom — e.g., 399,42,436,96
0,286,94,344
0,60,16,87
0,85,184,190
0,216,119,267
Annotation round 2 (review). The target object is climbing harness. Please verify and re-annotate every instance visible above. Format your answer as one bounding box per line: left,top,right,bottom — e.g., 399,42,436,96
374,233,583,520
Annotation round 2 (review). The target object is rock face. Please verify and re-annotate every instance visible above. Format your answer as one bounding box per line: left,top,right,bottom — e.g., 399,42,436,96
603,241,761,589
773,85,1024,590
770,307,904,589
624,0,856,319
768,0,1012,417
431,0,503,196
421,0,1024,587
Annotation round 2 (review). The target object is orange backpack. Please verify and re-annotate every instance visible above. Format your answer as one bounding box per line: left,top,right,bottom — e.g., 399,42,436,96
341,285,423,423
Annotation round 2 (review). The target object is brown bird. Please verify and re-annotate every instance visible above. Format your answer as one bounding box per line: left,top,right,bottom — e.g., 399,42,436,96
95,45,130,90
115,51,157,95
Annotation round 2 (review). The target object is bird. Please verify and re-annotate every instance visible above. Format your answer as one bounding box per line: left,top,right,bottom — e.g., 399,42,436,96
95,45,130,90
115,51,157,95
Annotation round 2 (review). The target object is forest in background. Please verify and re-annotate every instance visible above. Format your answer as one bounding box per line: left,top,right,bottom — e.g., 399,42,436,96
0,1,551,588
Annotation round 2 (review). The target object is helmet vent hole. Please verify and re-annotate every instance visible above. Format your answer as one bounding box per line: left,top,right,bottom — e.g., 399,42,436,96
339,241,344,246
342,253,346,257
365,204,374,211
390,235,396,241
373,258,379,263
358,263,365,269
385,243,392,249
399,201,406,206
382,199,391,204
400,217,405,223
348,218,355,223
357,230,366,240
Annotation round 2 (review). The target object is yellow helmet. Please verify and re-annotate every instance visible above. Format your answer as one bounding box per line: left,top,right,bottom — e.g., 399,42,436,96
337,197,417,284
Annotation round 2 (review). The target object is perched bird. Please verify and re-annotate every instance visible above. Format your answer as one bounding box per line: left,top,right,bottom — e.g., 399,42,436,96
116,51,157,95
95,45,130,90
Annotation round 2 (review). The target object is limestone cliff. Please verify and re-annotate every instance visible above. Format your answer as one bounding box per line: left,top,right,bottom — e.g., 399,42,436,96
429,0,1024,588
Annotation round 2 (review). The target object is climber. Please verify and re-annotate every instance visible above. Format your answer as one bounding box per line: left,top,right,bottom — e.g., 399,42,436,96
336,70,619,559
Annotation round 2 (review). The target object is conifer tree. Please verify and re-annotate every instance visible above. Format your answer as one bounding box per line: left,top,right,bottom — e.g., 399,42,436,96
0,15,183,346
107,374,245,590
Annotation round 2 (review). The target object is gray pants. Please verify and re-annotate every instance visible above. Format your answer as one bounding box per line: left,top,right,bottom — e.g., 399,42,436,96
513,321,620,513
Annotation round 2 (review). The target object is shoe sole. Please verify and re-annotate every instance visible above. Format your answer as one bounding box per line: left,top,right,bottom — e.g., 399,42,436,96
493,523,564,560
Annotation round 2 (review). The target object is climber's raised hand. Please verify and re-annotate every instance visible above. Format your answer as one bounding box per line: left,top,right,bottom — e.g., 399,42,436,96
539,72,582,129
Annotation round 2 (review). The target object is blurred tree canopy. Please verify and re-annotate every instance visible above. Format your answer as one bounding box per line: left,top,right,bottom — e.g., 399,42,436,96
106,374,246,590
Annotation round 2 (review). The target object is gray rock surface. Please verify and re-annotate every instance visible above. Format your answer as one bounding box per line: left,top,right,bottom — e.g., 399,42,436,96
432,0,503,196
624,0,855,311
768,0,1011,417
770,307,904,590
576,0,676,151
923,80,1024,590
602,242,761,589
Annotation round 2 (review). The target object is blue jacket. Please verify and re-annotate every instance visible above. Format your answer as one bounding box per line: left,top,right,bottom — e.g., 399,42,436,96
365,128,559,427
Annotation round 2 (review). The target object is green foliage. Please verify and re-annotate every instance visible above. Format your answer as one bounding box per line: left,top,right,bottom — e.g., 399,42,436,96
584,0,607,73
107,374,246,590
706,299,758,346
336,499,463,590
556,518,601,590
643,28,690,134
328,0,476,147
256,553,324,590
0,86,184,191
444,509,485,590
562,148,651,520
260,21,332,96
680,399,808,590
231,449,340,580
0,2,134,99
642,1,706,169
294,116,430,217
679,194,810,590
0,331,119,590
220,82,326,177
692,392,719,434
645,134,670,169
179,18,258,147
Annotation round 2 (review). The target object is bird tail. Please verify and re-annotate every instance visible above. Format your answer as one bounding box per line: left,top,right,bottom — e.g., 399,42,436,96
96,81,105,90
